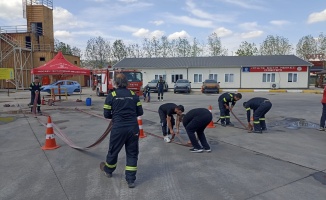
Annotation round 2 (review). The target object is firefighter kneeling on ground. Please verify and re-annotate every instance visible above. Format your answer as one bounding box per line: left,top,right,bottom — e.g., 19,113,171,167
100,73,143,189
243,97,272,133
29,76,42,115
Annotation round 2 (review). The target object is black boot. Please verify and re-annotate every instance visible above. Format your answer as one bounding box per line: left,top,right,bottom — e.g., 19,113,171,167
253,122,262,133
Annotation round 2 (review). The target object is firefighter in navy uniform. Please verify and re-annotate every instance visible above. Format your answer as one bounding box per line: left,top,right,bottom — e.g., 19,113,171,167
100,73,143,189
156,76,166,101
29,77,42,114
178,108,212,153
158,103,184,143
243,97,272,133
218,92,242,126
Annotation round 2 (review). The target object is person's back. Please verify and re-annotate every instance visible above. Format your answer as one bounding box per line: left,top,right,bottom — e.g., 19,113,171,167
102,73,143,188
106,88,139,127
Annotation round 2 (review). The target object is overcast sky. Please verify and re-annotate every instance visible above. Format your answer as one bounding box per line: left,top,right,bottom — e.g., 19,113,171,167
0,0,325,55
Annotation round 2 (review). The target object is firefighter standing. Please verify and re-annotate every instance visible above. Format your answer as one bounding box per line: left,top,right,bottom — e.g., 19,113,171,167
100,73,143,188
243,97,272,133
178,108,212,153
319,86,326,131
218,92,242,126
158,103,184,143
29,77,42,114
156,76,166,101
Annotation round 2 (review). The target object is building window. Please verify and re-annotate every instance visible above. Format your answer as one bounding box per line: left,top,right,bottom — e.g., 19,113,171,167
74,61,78,65
40,57,45,61
225,74,234,82
288,73,297,82
194,74,203,83
262,73,275,82
155,74,166,80
171,74,183,83
209,73,218,81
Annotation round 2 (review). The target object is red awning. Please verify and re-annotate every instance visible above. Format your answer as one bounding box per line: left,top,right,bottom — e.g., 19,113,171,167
31,51,90,75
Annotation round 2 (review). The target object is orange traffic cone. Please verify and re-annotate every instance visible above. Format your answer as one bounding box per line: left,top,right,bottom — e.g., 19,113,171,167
137,116,146,138
41,96,46,105
41,116,60,150
207,105,216,128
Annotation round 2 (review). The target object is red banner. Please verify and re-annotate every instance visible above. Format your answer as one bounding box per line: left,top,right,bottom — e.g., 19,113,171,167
243,66,308,72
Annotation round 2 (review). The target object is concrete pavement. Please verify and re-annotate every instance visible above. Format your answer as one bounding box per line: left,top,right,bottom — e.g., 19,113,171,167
0,89,326,200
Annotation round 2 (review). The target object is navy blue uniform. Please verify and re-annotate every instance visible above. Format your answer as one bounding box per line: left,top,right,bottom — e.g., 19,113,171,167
244,97,272,131
103,88,143,184
143,85,151,102
156,79,165,101
183,108,211,150
29,82,42,112
218,93,236,125
158,103,177,136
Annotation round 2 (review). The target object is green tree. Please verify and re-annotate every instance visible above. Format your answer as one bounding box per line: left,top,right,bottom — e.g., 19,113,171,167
112,39,127,62
191,37,203,57
85,36,111,68
207,33,227,56
176,37,191,57
260,35,292,55
235,41,258,56
296,35,317,59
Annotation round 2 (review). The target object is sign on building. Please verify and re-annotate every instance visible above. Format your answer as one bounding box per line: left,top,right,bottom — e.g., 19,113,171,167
0,68,14,80
242,66,308,72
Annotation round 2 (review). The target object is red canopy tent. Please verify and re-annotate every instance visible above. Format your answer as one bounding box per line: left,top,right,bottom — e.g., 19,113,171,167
31,51,90,75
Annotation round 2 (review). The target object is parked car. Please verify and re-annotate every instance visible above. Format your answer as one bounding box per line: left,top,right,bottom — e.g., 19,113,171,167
201,79,220,93
146,79,168,92
174,79,191,93
41,80,81,95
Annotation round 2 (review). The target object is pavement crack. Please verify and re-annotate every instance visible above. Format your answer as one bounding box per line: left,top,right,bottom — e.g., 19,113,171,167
216,138,320,172
244,172,321,200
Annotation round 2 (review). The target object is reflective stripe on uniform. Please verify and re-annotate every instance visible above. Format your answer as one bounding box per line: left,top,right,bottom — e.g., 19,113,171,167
225,116,230,118
105,162,117,168
253,121,260,124
259,118,265,120
130,90,135,95
137,102,141,106
246,108,250,111
223,98,227,102
229,93,233,97
103,104,111,109
112,91,116,97
125,166,137,171
220,116,225,119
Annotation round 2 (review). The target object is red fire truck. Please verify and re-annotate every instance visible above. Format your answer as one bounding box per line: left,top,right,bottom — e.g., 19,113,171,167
93,68,143,96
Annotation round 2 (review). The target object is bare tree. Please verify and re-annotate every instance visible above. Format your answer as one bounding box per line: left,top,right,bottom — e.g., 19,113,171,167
235,41,258,56
151,37,161,57
126,44,144,58
142,38,153,58
85,36,111,68
260,35,292,55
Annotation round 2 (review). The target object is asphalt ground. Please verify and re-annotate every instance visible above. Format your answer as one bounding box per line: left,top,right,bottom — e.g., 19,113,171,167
0,88,326,200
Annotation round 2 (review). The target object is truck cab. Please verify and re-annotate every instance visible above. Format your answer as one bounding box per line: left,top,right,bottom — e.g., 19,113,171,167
95,69,143,96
